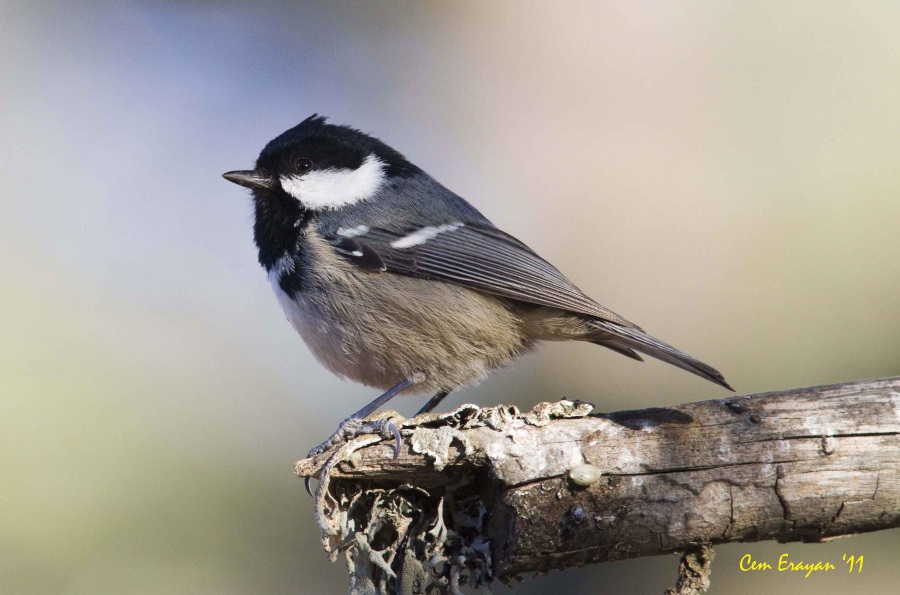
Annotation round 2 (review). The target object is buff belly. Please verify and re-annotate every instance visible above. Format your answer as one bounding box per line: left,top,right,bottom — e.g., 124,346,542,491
270,238,534,394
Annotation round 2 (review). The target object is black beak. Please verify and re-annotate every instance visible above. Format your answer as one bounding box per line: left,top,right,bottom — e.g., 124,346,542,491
222,170,276,191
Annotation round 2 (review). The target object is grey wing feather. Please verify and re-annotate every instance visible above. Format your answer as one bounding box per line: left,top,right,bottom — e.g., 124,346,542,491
343,225,640,328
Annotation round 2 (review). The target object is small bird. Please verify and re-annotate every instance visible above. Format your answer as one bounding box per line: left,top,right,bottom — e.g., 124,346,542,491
224,115,731,453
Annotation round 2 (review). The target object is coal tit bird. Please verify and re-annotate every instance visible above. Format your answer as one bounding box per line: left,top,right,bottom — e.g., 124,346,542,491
224,115,732,454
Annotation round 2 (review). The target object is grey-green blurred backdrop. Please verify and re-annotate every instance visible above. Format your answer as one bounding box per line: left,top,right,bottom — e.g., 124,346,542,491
2,1,898,593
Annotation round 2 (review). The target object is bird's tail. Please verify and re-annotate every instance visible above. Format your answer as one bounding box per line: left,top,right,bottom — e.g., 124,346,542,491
588,320,733,391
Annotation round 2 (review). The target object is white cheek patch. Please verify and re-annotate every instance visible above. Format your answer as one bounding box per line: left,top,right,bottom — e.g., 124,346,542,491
280,154,386,210
390,222,465,249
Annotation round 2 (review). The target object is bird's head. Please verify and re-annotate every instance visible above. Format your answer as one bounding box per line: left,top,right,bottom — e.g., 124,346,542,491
223,114,417,214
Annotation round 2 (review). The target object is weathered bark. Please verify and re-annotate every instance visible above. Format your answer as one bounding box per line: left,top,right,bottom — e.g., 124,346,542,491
295,377,900,594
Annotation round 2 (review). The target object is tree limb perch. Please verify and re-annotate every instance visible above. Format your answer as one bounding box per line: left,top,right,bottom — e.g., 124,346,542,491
295,377,900,594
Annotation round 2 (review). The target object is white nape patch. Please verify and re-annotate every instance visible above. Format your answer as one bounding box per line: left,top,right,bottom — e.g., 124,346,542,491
280,154,385,210
391,222,465,249
337,224,370,238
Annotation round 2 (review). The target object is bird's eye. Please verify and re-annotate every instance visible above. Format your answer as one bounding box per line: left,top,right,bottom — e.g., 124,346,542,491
295,157,313,174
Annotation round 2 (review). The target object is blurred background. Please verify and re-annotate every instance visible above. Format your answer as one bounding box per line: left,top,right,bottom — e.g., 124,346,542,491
2,1,898,593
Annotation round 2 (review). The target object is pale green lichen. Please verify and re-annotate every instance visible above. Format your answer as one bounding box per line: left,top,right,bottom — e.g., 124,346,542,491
305,399,600,594
410,426,469,471
330,483,493,595
523,399,594,426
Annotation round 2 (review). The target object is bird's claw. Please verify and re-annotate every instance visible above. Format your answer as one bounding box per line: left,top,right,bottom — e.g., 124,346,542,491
366,417,403,459
302,412,404,497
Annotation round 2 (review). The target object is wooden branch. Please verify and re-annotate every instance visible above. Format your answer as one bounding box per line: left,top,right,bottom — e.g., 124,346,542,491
296,377,900,594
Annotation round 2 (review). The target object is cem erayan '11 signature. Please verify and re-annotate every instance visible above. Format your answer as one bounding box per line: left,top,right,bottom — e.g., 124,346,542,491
740,553,864,578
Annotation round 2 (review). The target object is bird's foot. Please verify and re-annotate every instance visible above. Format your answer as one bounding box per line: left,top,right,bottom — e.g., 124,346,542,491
306,410,405,459
303,411,404,497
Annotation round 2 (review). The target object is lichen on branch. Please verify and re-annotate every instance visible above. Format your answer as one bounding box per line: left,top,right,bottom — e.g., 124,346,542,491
296,378,900,594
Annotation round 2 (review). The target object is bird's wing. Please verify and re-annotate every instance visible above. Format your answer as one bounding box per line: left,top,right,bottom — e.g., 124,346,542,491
326,222,640,328
326,222,733,390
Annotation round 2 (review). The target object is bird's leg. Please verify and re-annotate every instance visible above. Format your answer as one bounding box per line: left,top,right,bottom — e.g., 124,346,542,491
415,390,451,416
306,378,414,459
351,378,415,419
